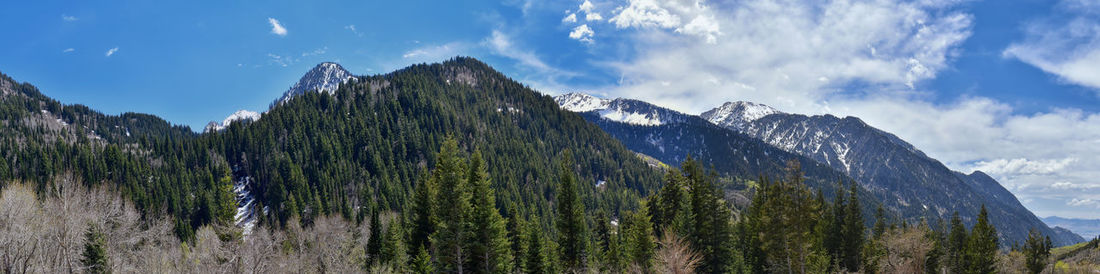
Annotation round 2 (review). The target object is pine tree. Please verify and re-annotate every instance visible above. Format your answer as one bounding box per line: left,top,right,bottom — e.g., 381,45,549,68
593,210,612,260
81,224,110,274
380,218,407,266
1023,227,1052,274
966,205,998,274
366,210,383,266
841,181,864,271
214,167,237,225
682,157,734,273
429,138,472,273
555,151,588,271
924,220,945,274
467,150,514,273
947,211,968,273
506,209,528,272
823,181,846,268
873,205,887,239
411,245,434,274
624,207,656,270
525,223,548,274
409,170,435,253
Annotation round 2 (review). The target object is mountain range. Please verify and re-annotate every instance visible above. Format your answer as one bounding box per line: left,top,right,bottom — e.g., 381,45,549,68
554,92,1085,246
1044,216,1100,240
0,57,1085,248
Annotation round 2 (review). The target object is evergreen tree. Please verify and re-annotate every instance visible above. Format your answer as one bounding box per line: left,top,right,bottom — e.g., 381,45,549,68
873,205,887,239
1023,227,1052,274
214,167,236,225
822,181,846,268
624,207,655,270
966,205,998,274
947,211,969,274
682,157,734,273
506,209,528,272
924,220,945,274
81,224,110,274
554,151,588,271
841,181,864,271
593,210,612,260
409,170,435,253
525,224,548,274
429,138,473,273
366,210,383,266
380,218,407,266
467,151,513,273
411,245,434,274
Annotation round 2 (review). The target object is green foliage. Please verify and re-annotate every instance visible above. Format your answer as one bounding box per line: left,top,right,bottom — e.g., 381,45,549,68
366,210,383,266
411,245,434,274
81,224,110,274
966,205,998,274
554,150,588,271
1023,227,1052,274
524,223,549,274
623,206,655,270
467,150,514,273
947,211,969,273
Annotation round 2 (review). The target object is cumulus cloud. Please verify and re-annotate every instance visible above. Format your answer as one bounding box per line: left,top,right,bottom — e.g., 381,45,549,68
586,12,604,21
1005,1,1100,92
569,24,595,43
268,18,287,37
563,13,578,23
105,47,118,57
605,0,971,113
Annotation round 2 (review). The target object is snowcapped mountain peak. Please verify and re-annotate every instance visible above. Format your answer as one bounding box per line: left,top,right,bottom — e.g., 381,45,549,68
554,92,610,112
275,62,356,105
204,110,261,133
553,93,692,126
700,101,783,130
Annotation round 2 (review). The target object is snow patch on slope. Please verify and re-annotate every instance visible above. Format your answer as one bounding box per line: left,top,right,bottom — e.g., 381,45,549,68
205,110,261,133
234,175,257,235
700,101,782,131
555,92,610,112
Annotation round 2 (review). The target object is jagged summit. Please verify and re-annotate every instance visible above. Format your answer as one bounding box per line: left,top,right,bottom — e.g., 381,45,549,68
275,62,356,105
553,93,691,126
700,101,783,131
204,109,261,133
555,92,610,112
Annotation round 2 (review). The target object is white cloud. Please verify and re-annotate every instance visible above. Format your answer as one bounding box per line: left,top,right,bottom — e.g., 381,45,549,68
483,30,578,93
62,48,74,53
563,13,578,23
971,158,1077,177
267,53,294,67
586,12,604,21
268,18,287,37
62,14,78,22
579,0,596,12
105,47,118,57
345,24,362,37
608,0,680,29
1068,198,1099,208
604,0,971,114
485,30,554,72
1005,2,1100,92
569,24,596,43
401,42,466,61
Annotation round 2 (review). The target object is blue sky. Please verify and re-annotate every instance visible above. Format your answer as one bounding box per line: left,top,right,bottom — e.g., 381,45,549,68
3,0,1100,219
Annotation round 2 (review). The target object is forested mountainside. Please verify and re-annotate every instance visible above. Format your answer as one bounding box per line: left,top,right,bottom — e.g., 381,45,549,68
0,58,1081,273
0,58,662,239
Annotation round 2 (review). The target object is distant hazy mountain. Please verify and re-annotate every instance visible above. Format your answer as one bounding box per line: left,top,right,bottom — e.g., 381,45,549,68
1044,216,1100,240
